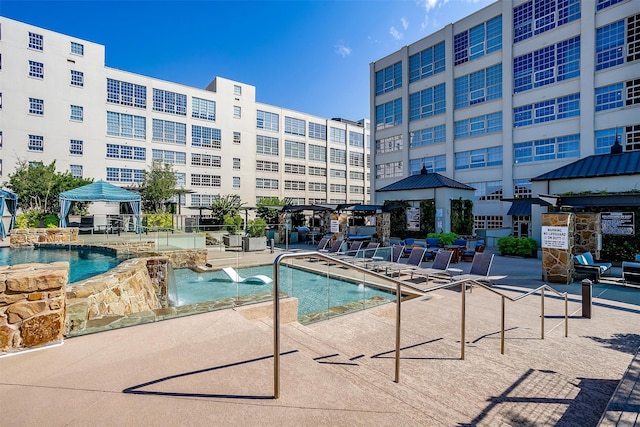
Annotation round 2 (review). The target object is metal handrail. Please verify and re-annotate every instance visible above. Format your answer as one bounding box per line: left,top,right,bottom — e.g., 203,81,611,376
270,251,570,399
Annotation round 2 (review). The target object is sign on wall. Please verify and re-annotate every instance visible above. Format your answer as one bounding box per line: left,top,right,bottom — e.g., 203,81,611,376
406,207,420,231
601,212,635,235
330,219,339,233
541,226,569,249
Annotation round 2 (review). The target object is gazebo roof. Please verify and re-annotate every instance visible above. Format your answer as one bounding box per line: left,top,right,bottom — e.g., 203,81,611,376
59,180,141,202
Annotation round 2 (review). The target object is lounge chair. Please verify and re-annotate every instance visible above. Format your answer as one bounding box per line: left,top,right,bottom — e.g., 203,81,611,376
78,215,95,234
332,241,364,262
622,261,640,285
392,247,428,277
366,244,405,274
573,252,612,283
461,241,486,262
408,249,454,282
320,239,346,254
454,252,495,285
348,242,382,266
222,267,273,284
312,237,330,251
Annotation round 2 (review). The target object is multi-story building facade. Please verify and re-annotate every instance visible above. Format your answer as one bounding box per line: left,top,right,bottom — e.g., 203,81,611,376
0,17,370,215
371,0,639,237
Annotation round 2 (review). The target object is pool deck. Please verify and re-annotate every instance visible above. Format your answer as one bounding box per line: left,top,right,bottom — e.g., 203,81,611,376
1,242,639,426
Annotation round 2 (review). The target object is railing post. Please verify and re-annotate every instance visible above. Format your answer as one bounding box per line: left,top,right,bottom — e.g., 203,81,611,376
273,260,280,399
564,293,569,337
461,281,466,360
541,288,545,340
395,281,401,383
501,295,505,355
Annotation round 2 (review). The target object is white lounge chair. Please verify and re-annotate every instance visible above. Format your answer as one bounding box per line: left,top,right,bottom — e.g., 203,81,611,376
222,267,273,284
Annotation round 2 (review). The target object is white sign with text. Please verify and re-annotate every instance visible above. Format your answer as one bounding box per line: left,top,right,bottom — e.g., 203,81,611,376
541,226,569,249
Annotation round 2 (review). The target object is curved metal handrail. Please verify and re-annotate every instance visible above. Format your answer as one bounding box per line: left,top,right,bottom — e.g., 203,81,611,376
270,251,570,399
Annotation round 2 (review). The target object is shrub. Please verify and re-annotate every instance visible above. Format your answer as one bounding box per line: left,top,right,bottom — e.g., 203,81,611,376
15,214,28,229
497,236,538,257
43,214,59,228
246,217,267,237
427,232,459,246
223,214,243,234
143,214,173,229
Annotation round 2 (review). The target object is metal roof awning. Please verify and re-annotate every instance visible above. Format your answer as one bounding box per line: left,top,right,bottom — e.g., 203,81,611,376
503,197,554,216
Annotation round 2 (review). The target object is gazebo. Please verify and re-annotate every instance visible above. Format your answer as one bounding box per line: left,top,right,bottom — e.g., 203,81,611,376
58,181,142,233
0,189,18,239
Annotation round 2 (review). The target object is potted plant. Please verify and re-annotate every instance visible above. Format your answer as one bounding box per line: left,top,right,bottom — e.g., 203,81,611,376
222,214,244,247
243,218,267,251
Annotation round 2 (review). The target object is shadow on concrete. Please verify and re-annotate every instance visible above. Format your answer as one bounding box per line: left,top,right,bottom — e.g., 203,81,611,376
122,350,298,399
584,333,640,355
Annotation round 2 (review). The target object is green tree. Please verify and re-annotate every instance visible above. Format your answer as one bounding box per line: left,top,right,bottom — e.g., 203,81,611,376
139,160,177,213
210,194,246,225
5,159,92,217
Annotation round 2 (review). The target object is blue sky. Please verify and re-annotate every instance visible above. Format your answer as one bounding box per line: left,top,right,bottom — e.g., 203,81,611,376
1,0,495,120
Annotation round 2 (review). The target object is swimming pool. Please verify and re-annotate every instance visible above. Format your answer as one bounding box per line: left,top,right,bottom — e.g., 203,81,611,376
0,247,123,283
173,265,395,318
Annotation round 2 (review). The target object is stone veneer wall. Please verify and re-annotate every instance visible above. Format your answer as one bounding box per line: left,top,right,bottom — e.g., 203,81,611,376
65,258,163,335
541,213,575,284
0,262,68,353
574,213,602,258
10,228,79,247
375,213,391,247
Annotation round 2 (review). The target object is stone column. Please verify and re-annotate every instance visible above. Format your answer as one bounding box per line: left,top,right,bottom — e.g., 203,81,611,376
375,213,390,247
541,213,575,284
574,213,602,259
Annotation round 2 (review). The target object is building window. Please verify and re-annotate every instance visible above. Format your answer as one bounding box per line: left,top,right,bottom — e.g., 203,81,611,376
308,182,327,193
308,144,326,162
469,181,503,200
628,79,640,106
626,124,640,151
285,180,306,191
378,134,404,153
256,160,279,172
513,0,580,43
0,131,3,147
256,135,279,155
513,93,580,127
454,15,502,65
152,149,186,165
106,167,145,183
376,161,403,178
233,85,242,96
285,117,306,136
375,61,402,95
28,135,43,151
330,184,346,193
257,110,279,131
284,163,305,174
29,98,44,115
349,131,364,147
233,177,240,189
285,140,306,159
596,20,625,71
192,97,216,121
70,165,83,178
455,112,502,139
309,122,327,140
409,155,446,174
349,152,365,167
330,127,346,144
330,168,346,179
28,32,43,50
70,105,83,121
192,125,221,149
107,111,146,139
514,179,533,198
597,0,625,11
375,98,402,130
191,153,221,167
70,139,83,155
629,13,640,63
309,166,326,176
28,60,44,78
256,178,279,189
153,88,187,115
409,83,446,120
70,70,84,87
455,64,501,108
107,79,147,108
233,131,241,144
233,158,241,170
152,119,187,144
106,144,146,160
330,147,346,165
233,105,241,118
409,41,445,83
455,146,502,170
596,83,624,111
410,126,445,148
350,171,365,180
514,134,580,163
71,41,84,55
474,215,503,230
191,174,221,187
595,127,624,154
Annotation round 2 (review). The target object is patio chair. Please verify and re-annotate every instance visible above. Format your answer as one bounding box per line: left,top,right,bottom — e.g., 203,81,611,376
454,253,495,285
389,247,427,277
409,249,454,282
461,241,486,262
573,252,612,283
78,215,94,234
314,237,330,251
331,241,364,262
366,244,405,274
348,242,382,266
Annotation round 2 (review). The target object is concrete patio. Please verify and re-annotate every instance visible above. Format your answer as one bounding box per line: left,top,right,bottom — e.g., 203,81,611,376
1,243,639,426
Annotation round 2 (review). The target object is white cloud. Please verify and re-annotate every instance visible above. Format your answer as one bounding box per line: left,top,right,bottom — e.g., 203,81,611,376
401,17,409,30
419,0,446,13
335,43,352,58
389,26,403,40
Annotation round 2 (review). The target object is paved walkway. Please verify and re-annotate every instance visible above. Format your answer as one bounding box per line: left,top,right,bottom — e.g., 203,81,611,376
1,242,639,426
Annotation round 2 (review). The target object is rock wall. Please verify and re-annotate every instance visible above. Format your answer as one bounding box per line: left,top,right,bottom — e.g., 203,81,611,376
10,228,79,247
376,213,391,247
0,262,68,353
541,213,575,284
574,213,602,258
65,258,162,335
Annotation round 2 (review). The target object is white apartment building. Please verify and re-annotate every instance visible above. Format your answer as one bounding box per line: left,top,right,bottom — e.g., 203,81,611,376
371,0,639,237
0,17,370,216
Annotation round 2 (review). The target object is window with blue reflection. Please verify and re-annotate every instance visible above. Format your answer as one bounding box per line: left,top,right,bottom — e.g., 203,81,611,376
596,83,624,111
514,134,579,162
410,125,446,147
375,62,402,95
409,42,445,82
595,127,624,154
596,20,624,70
409,83,446,120
455,64,502,108
454,16,502,65
375,98,403,130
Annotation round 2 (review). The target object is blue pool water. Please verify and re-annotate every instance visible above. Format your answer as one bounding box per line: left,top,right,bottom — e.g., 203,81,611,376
174,265,394,315
0,247,122,283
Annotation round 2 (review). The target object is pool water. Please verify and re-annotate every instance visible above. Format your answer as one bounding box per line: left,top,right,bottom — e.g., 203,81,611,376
174,265,395,315
0,247,122,283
